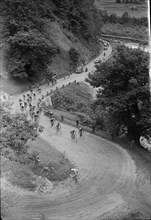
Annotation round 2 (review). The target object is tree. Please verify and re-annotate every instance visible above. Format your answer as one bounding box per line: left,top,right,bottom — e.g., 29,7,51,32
3,0,57,79
69,47,80,70
7,30,57,78
122,11,129,23
1,113,39,153
86,45,150,143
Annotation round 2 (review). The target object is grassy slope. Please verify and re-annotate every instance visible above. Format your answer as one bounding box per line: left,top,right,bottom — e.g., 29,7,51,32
42,82,95,126
51,82,93,111
46,21,93,78
1,136,74,191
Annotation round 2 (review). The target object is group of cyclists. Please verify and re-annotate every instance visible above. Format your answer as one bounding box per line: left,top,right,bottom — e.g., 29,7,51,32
18,90,43,121
49,113,84,139
50,116,62,133
70,127,84,141
18,89,85,140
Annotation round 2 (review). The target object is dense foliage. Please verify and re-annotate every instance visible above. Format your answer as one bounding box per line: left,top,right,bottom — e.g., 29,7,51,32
2,0,103,79
2,0,58,79
1,112,38,154
7,30,57,78
102,23,148,41
100,10,148,26
100,10,148,41
86,45,150,142
51,0,102,39
69,47,80,70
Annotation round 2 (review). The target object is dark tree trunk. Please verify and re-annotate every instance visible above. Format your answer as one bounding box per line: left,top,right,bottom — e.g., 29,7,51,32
127,124,141,143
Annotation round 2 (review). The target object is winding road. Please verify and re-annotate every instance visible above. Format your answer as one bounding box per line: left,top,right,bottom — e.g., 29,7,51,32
2,42,151,220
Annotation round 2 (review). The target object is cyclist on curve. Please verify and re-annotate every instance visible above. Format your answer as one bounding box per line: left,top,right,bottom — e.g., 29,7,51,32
56,122,61,133
50,118,55,127
79,127,84,138
70,130,77,141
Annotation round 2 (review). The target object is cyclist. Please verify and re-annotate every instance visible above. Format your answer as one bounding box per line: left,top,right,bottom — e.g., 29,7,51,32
33,93,36,100
71,168,80,183
50,111,53,117
21,105,24,112
79,127,84,138
92,125,95,133
71,130,77,140
56,122,61,133
38,88,41,94
70,130,73,139
23,94,26,100
24,102,27,109
34,114,38,121
85,67,88,72
50,118,55,127
76,120,79,127
61,115,64,121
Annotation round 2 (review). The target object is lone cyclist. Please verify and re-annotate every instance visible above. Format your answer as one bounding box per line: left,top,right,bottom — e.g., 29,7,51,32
50,118,55,127
56,122,61,133
70,130,77,140
79,127,84,137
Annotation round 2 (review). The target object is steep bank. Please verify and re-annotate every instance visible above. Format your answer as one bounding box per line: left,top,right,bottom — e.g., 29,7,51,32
0,16,5,78
0,0,103,94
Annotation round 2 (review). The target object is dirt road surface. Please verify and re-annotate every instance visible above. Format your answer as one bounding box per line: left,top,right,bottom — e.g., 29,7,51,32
2,42,151,220
3,115,151,220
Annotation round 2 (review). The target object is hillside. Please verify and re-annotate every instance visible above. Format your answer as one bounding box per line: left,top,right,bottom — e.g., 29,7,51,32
0,14,5,78
94,0,149,43
0,0,103,93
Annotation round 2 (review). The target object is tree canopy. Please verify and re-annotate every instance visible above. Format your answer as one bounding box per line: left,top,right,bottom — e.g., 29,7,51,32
86,45,150,142
3,0,57,79
51,0,102,39
7,30,57,78
69,47,80,70
2,0,103,79
1,112,38,153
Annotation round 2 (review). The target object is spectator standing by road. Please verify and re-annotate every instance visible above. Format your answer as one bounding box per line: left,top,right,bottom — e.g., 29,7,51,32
61,115,64,121
76,120,79,127
92,125,95,133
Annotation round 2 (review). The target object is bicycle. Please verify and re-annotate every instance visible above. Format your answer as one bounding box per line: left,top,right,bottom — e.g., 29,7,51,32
70,169,80,183
55,123,62,134
70,130,77,142
79,128,84,139
50,118,55,128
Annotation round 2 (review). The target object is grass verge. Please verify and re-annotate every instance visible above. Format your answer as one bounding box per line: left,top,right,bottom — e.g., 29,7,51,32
1,136,74,192
28,137,74,182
